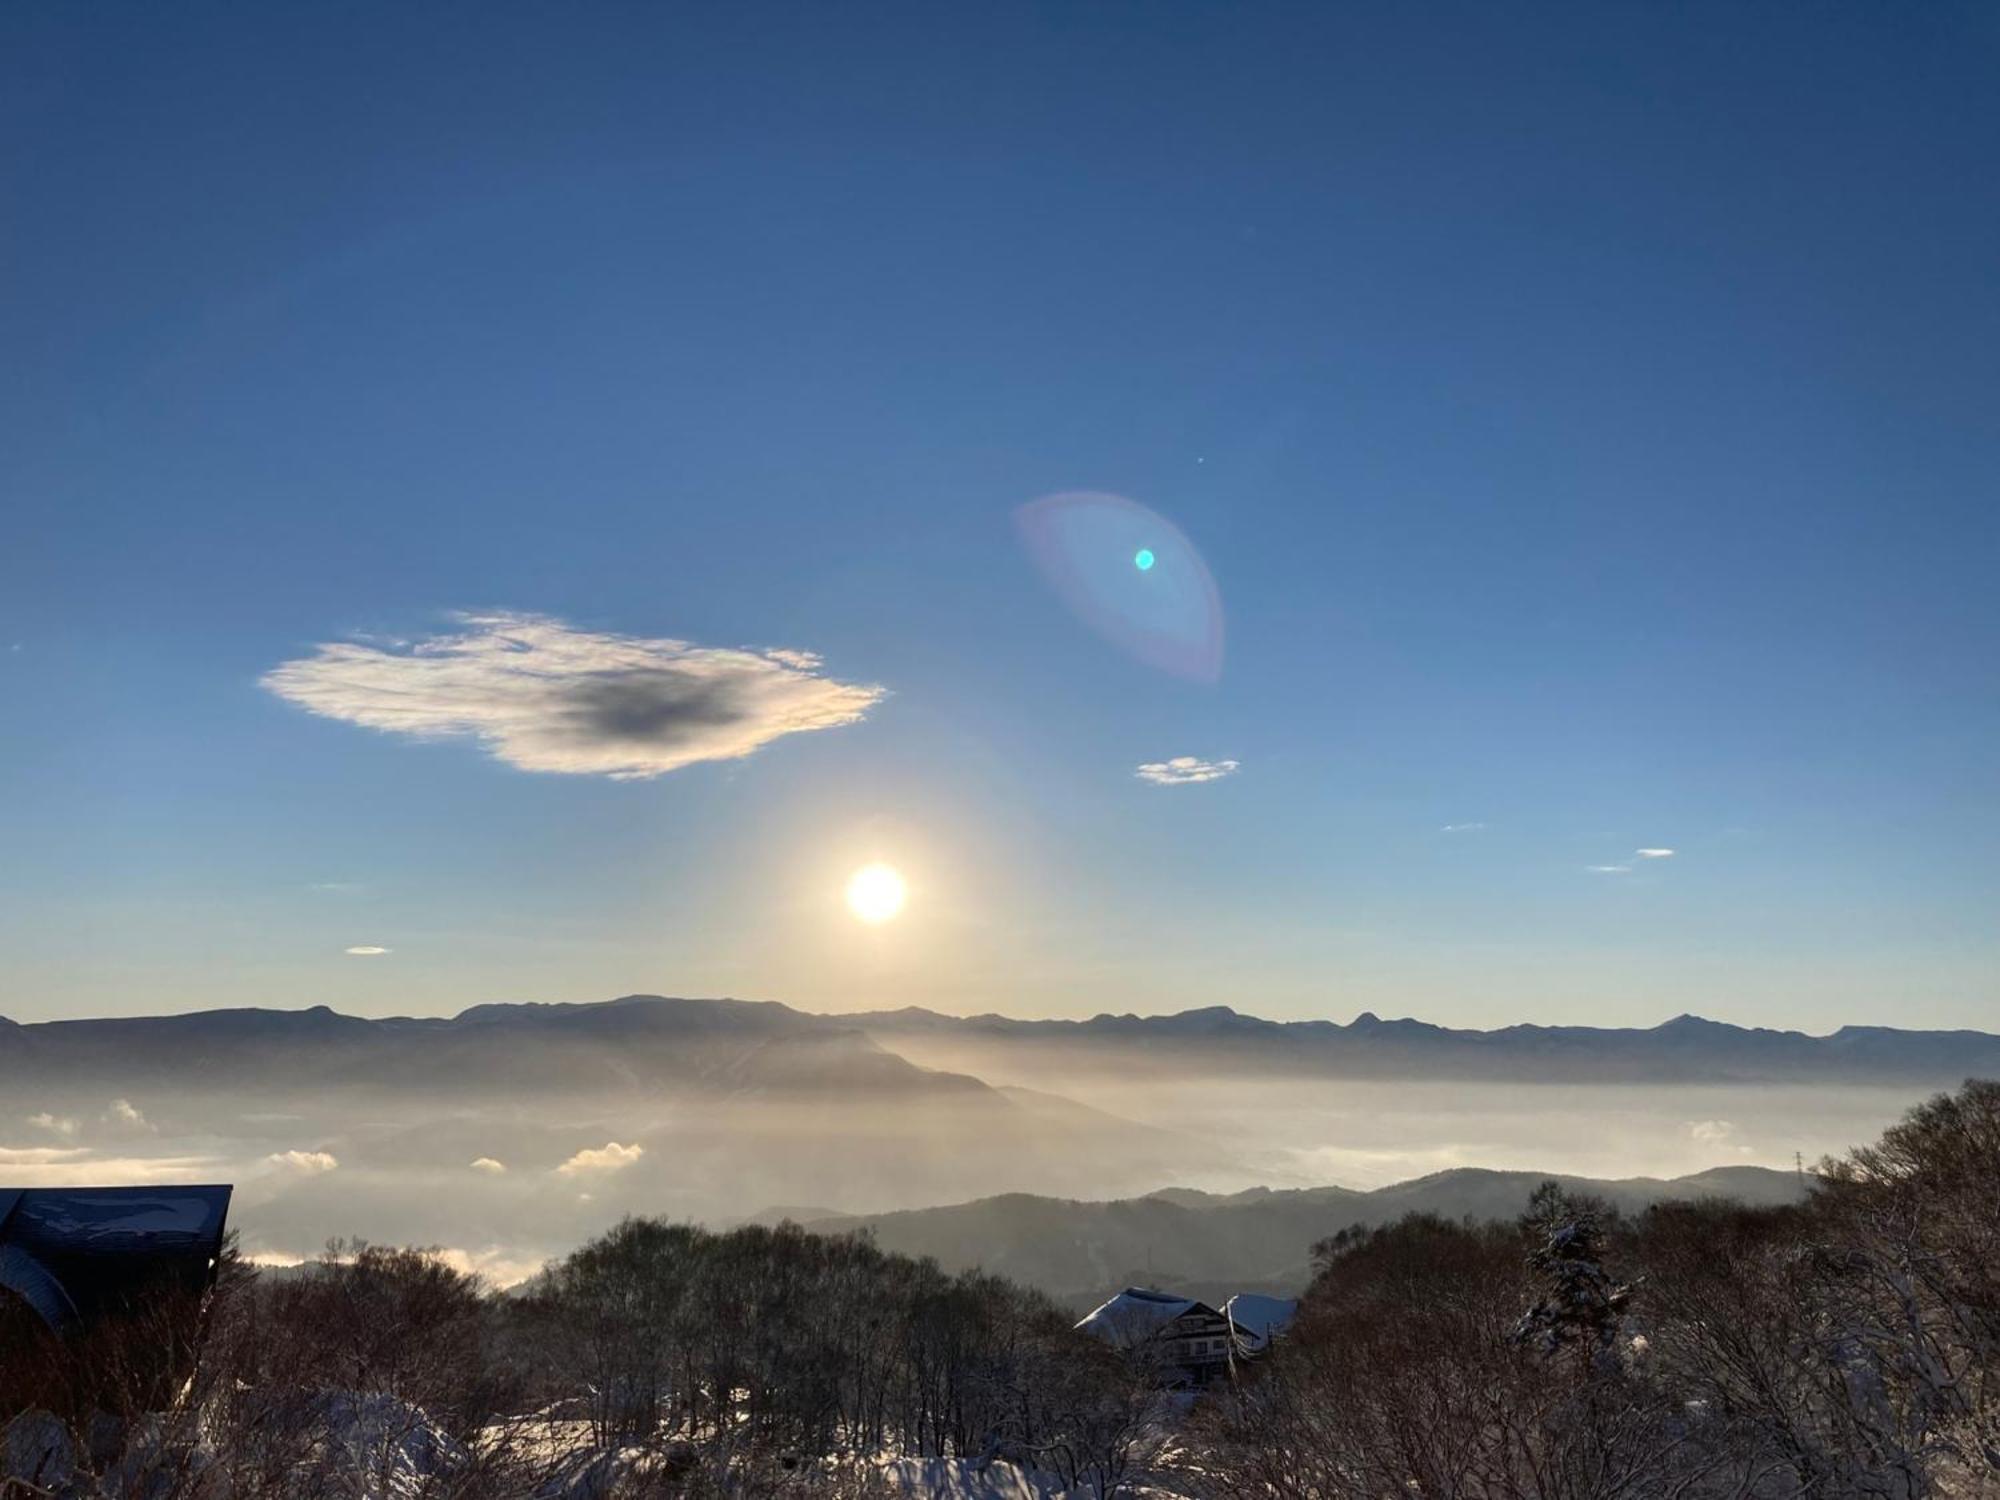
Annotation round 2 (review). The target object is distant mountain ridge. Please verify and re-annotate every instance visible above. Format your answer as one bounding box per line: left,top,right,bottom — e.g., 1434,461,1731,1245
0,995,976,1098
2,995,1996,1089
851,1004,2000,1084
0,994,1234,1221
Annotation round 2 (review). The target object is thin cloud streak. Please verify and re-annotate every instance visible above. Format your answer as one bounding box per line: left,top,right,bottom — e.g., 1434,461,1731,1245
0,1151,220,1186
0,1145,90,1165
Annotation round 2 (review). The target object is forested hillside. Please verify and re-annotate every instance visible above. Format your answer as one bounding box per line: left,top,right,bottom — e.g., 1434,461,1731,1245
795,1164,1806,1309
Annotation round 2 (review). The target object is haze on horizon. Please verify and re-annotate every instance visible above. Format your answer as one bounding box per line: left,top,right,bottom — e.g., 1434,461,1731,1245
5,3,1998,1040
3,990,1971,1287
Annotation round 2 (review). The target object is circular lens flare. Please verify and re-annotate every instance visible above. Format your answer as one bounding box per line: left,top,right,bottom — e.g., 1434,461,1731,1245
1015,492,1224,681
845,863,907,924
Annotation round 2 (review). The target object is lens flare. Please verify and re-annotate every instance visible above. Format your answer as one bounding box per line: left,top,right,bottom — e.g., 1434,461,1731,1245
1015,492,1223,681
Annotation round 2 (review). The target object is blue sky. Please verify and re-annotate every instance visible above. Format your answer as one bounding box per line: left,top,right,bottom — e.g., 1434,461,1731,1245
4,2,1996,1028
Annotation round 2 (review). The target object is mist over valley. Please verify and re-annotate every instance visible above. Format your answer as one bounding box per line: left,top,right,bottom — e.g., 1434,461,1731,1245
2,994,1975,1294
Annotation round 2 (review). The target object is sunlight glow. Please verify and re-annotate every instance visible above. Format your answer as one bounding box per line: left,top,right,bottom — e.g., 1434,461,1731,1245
846,863,907,924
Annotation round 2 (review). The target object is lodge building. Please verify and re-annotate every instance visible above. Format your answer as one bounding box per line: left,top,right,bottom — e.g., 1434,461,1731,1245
1074,1286,1296,1388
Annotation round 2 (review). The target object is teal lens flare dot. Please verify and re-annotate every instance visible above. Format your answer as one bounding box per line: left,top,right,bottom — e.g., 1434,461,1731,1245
1134,548,1156,572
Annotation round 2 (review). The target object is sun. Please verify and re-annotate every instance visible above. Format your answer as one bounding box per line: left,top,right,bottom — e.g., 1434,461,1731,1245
845,862,907,925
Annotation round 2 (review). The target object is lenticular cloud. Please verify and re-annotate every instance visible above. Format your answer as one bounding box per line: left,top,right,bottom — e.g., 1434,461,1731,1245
1014,492,1224,682
263,612,885,779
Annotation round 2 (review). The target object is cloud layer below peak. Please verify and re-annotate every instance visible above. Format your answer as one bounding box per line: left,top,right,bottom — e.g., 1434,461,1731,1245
263,613,885,779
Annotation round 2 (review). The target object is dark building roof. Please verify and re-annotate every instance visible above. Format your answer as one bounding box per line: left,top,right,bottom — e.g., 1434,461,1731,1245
0,1185,231,1334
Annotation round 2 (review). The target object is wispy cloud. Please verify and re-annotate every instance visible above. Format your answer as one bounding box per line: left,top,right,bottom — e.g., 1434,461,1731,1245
1689,1119,1754,1156
556,1141,643,1177
469,1157,508,1175
1589,847,1674,874
104,1098,153,1132
27,1112,78,1139
344,946,391,957
1440,822,1488,833
267,1149,339,1175
264,612,886,780
1136,756,1240,786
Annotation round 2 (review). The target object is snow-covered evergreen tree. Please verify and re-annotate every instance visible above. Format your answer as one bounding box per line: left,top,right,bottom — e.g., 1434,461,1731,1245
1512,1181,1633,1366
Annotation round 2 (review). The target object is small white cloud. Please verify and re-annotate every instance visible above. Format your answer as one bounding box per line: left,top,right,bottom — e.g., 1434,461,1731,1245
267,1149,339,1175
344,946,391,956
27,1112,78,1139
1635,848,1676,859
469,1157,508,1175
1587,864,1633,874
1136,756,1240,786
556,1141,643,1177
311,881,365,893
104,1098,154,1132
263,612,885,780
1440,822,1488,833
